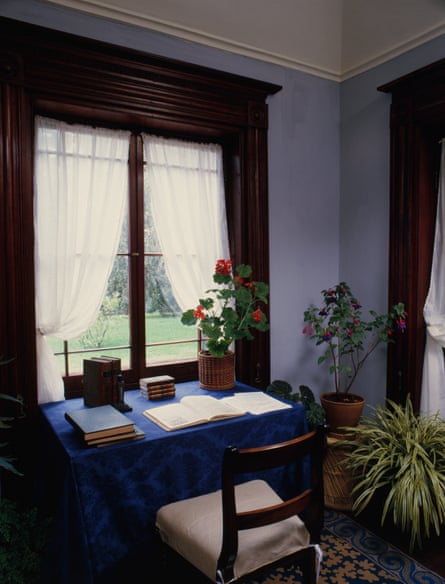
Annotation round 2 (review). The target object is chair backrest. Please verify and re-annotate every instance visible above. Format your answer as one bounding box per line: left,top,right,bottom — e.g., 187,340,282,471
217,426,325,582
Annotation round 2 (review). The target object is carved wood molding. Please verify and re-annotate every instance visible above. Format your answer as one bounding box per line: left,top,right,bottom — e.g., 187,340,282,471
0,52,22,84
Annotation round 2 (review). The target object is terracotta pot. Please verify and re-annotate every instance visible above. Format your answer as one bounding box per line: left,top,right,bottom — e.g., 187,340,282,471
198,350,235,390
320,392,365,437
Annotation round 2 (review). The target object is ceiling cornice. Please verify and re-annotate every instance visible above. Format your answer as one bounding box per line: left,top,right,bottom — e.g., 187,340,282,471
42,0,445,82
340,21,445,81
43,0,342,80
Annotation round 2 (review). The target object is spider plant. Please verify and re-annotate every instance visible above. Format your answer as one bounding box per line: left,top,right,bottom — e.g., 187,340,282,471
339,395,445,551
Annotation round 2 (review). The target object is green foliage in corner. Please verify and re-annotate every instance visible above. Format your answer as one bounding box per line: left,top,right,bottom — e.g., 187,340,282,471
0,393,24,477
0,499,50,584
0,356,23,476
266,380,326,430
0,356,51,583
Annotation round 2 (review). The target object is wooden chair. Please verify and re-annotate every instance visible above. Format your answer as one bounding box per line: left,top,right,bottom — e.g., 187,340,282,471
155,426,325,583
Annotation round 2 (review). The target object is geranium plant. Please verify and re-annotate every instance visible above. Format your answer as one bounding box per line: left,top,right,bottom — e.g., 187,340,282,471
181,259,269,357
302,282,406,395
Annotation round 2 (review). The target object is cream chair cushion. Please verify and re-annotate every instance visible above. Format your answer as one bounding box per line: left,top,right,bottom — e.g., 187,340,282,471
156,479,310,581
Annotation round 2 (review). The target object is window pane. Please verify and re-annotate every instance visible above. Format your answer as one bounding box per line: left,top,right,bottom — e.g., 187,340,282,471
118,205,129,254
145,255,198,364
144,166,199,365
78,255,130,363
144,184,160,253
42,127,226,388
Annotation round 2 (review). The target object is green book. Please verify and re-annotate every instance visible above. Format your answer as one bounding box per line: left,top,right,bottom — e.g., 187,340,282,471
65,404,134,440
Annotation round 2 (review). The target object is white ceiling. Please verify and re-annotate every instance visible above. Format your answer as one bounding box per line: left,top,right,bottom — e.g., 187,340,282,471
43,0,445,80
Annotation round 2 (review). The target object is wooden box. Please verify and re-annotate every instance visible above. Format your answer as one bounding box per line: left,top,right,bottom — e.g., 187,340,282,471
83,356,122,407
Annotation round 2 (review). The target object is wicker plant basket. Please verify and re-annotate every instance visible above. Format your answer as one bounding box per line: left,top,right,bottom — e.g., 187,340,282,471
323,436,354,511
198,350,235,390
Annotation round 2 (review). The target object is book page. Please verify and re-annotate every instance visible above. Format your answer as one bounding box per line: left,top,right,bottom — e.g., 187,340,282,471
143,403,206,431
180,395,245,420
221,392,292,415
143,395,245,431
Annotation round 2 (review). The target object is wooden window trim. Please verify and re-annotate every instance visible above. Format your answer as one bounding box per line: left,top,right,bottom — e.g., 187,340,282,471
0,17,281,412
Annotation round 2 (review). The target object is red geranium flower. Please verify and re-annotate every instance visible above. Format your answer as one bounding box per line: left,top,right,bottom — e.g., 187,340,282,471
181,259,269,357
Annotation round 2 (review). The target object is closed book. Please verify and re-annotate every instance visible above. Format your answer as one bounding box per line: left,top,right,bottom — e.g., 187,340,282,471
87,425,145,447
100,355,122,404
65,404,134,440
140,375,175,388
141,389,176,400
140,384,175,395
147,387,176,396
147,391,176,401
144,383,176,392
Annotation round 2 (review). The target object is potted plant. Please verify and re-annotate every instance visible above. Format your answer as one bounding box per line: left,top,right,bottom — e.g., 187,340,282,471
339,396,445,552
181,259,269,390
302,282,406,434
266,380,326,430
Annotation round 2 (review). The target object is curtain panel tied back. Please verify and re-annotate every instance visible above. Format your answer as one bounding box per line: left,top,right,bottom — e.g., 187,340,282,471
421,139,445,417
34,117,130,403
142,134,230,313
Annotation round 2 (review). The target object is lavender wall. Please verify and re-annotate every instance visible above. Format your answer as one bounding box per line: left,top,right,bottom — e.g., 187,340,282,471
2,0,445,409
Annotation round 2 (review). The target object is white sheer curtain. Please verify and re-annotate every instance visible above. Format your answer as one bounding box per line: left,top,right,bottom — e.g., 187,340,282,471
421,139,445,417
34,117,130,404
142,134,230,311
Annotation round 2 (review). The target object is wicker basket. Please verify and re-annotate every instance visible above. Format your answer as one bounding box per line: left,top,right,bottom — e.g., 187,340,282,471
198,350,235,391
323,436,354,511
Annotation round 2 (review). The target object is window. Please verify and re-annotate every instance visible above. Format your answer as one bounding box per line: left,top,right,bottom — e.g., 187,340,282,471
36,119,230,399
0,17,280,409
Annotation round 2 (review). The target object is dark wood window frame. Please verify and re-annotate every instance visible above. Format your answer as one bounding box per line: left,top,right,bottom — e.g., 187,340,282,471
0,17,281,413
379,58,445,411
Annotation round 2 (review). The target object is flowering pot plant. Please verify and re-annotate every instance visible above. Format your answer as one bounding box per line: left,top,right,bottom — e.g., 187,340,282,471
302,282,407,400
181,259,269,358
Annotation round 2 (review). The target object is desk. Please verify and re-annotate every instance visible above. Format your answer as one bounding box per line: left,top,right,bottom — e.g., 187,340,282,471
39,382,307,583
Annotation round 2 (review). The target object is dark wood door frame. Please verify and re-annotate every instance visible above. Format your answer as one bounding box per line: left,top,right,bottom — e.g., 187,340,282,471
379,59,445,411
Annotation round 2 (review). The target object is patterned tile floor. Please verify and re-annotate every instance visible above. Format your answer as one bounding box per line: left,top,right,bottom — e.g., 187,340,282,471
259,509,445,584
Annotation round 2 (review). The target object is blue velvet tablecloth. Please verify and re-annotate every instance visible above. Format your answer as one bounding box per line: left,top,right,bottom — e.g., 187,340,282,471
39,381,307,583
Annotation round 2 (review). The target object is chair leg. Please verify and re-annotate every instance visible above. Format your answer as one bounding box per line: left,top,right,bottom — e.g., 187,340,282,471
299,547,317,584
158,542,213,582
158,541,169,576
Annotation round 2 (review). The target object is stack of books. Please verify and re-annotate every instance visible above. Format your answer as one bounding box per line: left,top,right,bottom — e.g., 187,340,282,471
140,375,176,400
65,404,144,447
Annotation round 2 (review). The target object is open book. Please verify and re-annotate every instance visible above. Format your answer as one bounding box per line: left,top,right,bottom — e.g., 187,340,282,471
143,392,292,431
143,395,244,431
